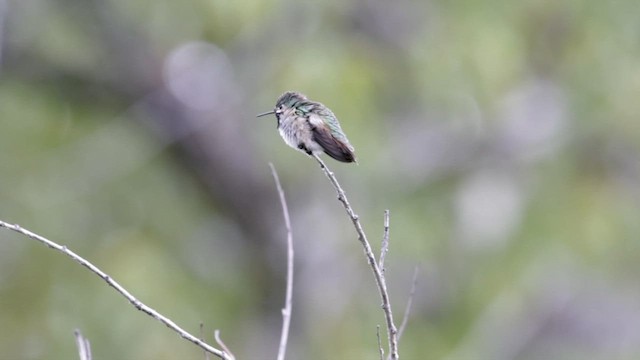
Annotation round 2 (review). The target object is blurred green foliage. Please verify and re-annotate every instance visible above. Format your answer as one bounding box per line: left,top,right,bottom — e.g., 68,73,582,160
1,0,640,359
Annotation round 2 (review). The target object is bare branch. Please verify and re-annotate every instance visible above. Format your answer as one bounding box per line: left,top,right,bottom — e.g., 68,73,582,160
214,330,235,360
74,329,92,360
379,210,390,272
269,163,295,360
0,220,232,360
311,154,399,359
376,325,385,360
397,266,420,342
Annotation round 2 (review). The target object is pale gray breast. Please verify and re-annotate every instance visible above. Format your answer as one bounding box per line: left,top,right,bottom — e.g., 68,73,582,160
278,113,321,153
278,115,305,147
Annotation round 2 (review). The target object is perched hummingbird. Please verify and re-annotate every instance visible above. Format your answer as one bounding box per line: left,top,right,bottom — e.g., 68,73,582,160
257,91,356,163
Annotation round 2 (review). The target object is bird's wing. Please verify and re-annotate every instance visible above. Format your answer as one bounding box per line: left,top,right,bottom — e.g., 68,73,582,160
308,113,356,163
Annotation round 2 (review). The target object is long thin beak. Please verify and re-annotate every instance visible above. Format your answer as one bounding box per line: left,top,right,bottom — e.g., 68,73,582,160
256,110,275,117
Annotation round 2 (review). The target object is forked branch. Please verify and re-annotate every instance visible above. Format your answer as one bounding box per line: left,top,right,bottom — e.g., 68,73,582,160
312,155,399,359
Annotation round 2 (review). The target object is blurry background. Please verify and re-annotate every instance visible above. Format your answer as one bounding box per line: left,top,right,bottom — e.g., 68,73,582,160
1,0,640,359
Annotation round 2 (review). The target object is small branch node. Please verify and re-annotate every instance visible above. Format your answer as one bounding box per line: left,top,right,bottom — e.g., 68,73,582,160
132,300,143,309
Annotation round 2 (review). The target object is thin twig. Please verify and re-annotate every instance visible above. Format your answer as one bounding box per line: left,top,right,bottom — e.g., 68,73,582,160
379,210,390,273
397,266,420,342
74,329,92,360
214,330,235,360
269,163,295,360
0,220,232,360
311,154,399,359
376,325,385,360
200,323,210,360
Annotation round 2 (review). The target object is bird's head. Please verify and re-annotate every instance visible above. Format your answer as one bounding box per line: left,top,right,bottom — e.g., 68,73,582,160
257,91,308,119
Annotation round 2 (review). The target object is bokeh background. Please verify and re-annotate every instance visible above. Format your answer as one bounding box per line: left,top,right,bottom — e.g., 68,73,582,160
1,0,640,359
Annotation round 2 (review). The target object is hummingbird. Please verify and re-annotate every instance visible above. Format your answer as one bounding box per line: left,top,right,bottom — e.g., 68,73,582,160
257,91,357,163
